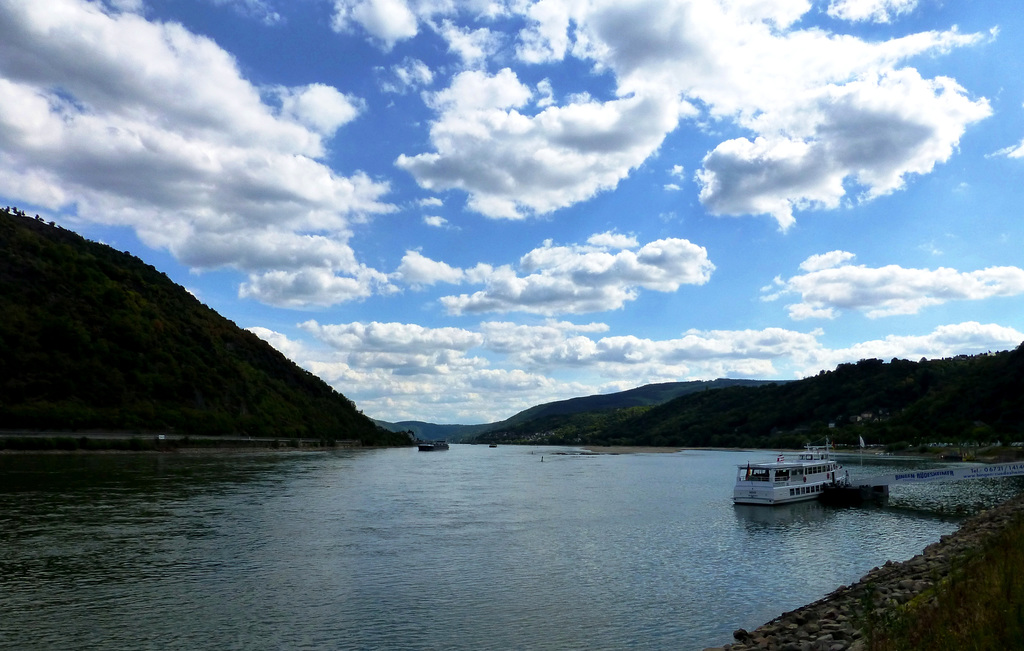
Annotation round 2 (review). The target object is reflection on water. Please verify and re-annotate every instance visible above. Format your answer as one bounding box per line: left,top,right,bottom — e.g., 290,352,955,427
734,499,832,529
0,448,1020,650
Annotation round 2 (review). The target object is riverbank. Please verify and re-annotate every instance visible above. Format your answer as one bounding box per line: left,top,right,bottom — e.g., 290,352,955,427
703,491,1024,651
0,431,374,453
581,445,687,454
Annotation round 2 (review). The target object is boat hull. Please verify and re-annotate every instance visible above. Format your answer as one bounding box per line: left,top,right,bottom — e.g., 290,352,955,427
733,480,831,505
418,441,449,451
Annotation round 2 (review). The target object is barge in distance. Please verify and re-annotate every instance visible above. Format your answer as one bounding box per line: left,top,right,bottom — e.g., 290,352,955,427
418,440,450,451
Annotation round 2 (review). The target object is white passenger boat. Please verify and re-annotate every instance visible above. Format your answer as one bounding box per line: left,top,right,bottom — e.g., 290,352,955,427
733,442,843,505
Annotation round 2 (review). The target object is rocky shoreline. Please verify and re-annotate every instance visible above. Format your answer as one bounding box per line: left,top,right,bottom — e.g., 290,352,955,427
702,492,1024,651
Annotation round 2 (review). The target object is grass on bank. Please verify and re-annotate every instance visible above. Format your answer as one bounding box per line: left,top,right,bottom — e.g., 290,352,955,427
864,514,1024,650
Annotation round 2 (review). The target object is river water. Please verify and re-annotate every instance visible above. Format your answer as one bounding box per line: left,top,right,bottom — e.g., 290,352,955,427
1,446,1021,650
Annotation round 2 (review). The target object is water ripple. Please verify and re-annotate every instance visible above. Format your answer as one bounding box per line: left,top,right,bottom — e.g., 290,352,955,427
0,448,1020,650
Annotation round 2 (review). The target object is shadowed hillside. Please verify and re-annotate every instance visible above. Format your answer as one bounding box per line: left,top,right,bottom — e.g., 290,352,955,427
469,348,1024,448
0,207,407,445
378,379,777,442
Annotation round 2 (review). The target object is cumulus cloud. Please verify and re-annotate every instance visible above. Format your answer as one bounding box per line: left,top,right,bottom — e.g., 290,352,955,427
799,250,857,272
696,67,990,230
765,254,1024,319
301,320,485,356
395,249,466,286
268,319,826,420
0,0,394,308
393,0,989,228
436,20,502,66
395,233,714,315
251,317,1024,423
797,322,1024,375
331,0,418,49
240,266,397,308
276,83,363,135
398,68,690,218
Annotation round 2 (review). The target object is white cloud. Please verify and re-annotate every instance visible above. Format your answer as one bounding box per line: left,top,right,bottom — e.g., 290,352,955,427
436,20,501,66
422,215,448,227
516,0,574,63
827,0,917,23
210,0,283,25
397,68,690,219
586,231,638,249
395,249,466,286
331,0,419,49
797,322,1024,375
799,250,857,272
381,58,435,94
251,317,1024,423
301,320,485,356
765,256,1024,319
993,140,1024,159
696,68,991,230
239,266,397,308
263,319,826,420
276,83,363,136
396,0,988,228
536,79,555,108
0,0,395,309
402,234,714,315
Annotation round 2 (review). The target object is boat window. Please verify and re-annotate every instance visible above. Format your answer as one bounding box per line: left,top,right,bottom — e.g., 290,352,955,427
747,468,770,482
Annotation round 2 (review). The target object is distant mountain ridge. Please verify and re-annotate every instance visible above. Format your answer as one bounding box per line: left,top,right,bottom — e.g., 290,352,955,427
470,349,1024,448
0,207,406,445
378,378,779,442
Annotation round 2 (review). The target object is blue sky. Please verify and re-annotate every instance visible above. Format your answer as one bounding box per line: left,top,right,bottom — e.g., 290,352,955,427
2,0,1023,424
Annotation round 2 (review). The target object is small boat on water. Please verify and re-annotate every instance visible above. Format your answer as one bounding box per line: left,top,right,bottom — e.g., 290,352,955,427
733,441,844,505
418,440,449,451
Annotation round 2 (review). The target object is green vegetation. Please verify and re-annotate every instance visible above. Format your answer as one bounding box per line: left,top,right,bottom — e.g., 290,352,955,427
388,379,778,443
0,207,408,446
471,347,1024,448
864,514,1024,650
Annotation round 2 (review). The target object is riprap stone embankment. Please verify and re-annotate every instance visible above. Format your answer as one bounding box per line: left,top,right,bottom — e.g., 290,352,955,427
703,492,1024,651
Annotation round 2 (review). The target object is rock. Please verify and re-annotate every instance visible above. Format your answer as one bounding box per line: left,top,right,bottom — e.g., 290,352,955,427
703,495,1024,650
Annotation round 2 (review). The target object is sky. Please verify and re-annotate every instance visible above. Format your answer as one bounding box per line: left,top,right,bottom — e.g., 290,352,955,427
2,0,1024,425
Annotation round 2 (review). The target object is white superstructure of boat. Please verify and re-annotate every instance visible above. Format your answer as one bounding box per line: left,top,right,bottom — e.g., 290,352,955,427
733,442,843,505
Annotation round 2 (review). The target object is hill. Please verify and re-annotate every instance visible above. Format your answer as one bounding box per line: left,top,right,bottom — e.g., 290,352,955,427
377,379,778,443
0,207,407,445
374,420,493,442
471,349,1024,448
492,378,777,427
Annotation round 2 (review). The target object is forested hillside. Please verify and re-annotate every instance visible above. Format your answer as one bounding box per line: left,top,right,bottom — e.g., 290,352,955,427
378,379,778,442
473,347,1024,448
0,208,407,444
